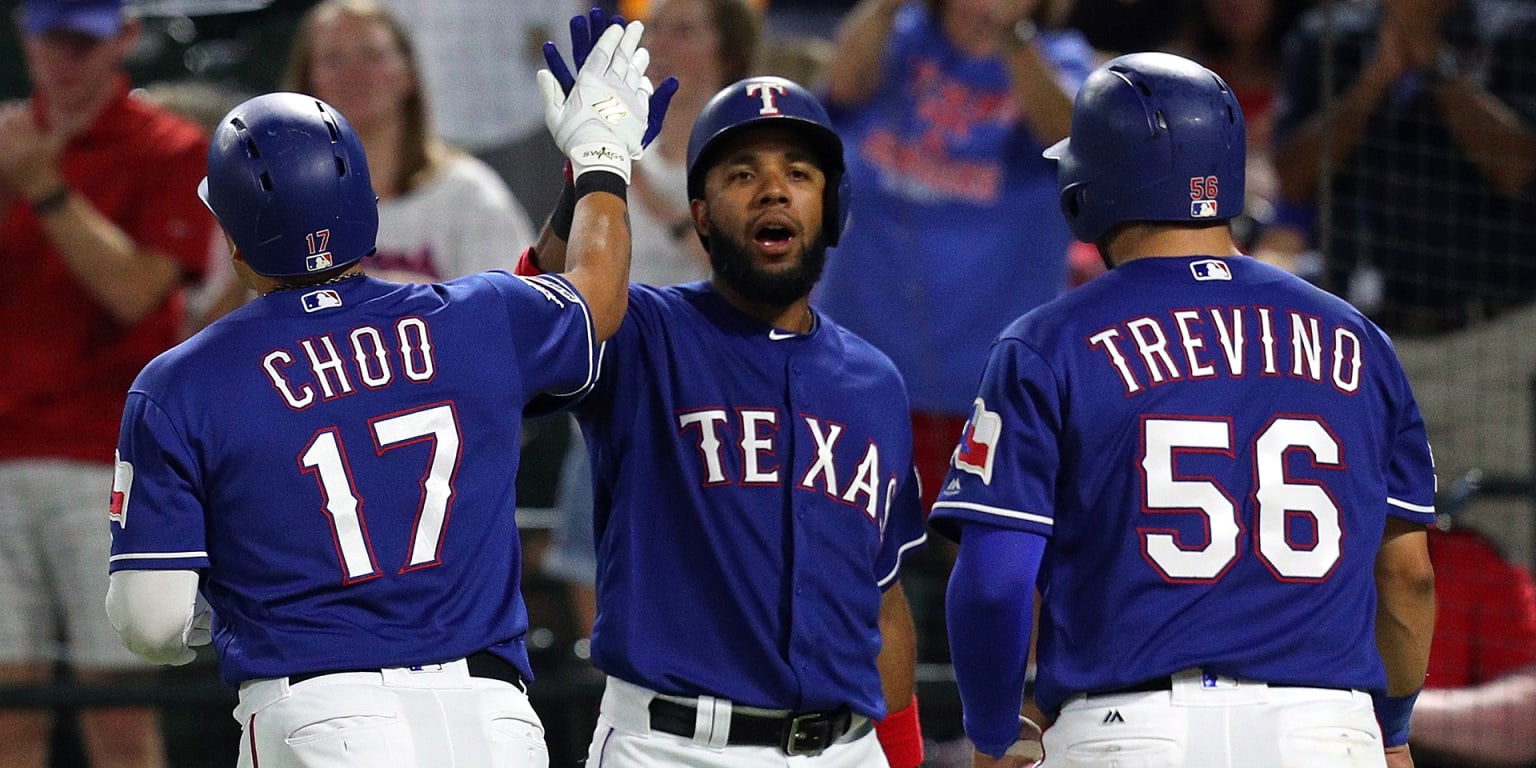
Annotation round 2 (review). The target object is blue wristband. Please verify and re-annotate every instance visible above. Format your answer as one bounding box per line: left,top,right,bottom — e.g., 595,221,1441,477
1373,689,1420,748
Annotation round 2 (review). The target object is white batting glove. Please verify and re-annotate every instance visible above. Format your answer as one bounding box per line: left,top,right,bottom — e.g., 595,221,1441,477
536,21,654,183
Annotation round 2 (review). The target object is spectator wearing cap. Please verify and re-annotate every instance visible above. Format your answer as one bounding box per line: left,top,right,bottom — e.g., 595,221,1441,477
0,1,215,766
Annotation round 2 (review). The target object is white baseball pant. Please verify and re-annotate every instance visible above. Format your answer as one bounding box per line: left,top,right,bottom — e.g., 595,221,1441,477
233,658,546,768
1043,668,1386,768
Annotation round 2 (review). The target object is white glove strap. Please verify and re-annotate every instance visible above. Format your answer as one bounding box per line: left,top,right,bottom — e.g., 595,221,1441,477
568,141,632,183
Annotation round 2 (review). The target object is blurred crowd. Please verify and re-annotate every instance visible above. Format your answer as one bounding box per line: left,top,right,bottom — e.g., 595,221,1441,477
2,0,1535,766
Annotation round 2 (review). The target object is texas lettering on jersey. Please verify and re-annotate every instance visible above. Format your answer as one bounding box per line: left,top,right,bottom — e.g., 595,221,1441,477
1087,306,1365,396
676,407,897,529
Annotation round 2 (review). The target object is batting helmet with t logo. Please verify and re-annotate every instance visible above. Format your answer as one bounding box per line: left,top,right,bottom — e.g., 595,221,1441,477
199,92,379,277
686,76,850,246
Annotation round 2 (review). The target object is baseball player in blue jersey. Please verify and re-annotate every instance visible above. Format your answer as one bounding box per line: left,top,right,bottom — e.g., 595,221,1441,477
522,34,930,766
103,21,662,768
931,52,1438,768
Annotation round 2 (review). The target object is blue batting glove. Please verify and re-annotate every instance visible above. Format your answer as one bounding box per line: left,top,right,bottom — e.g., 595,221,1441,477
542,8,624,94
645,76,680,148
543,9,675,150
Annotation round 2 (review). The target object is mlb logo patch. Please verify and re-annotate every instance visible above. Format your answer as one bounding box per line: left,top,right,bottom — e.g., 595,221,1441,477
1190,200,1219,218
302,289,344,312
306,252,334,272
953,398,1002,484
1190,259,1232,281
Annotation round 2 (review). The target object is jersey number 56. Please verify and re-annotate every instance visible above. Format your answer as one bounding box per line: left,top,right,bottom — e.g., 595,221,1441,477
1139,415,1342,583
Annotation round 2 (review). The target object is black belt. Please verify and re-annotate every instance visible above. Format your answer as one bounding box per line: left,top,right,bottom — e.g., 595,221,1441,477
288,650,522,686
1087,675,1341,698
648,697,859,756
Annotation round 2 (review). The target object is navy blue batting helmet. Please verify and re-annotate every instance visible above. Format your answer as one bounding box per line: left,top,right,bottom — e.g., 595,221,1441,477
1044,52,1245,244
199,92,378,277
686,76,850,246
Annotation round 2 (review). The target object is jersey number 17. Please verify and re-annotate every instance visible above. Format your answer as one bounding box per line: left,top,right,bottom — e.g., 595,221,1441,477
300,402,461,582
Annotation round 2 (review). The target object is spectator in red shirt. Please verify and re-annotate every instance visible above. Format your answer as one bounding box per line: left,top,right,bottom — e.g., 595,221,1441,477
1412,525,1536,767
1425,527,1536,688
0,1,214,766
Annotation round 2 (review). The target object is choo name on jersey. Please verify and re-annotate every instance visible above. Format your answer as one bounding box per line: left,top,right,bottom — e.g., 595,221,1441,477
677,408,899,529
1087,306,1365,396
261,316,437,410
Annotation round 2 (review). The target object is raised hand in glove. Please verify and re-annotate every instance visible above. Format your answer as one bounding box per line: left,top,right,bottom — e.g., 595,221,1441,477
543,9,677,150
537,21,655,183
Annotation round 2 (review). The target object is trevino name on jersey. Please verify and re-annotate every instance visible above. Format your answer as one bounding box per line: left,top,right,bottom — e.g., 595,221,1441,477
931,256,1437,716
577,282,928,720
109,272,596,685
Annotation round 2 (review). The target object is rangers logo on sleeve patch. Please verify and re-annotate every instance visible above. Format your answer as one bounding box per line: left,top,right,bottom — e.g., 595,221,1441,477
953,398,1002,484
110,450,133,527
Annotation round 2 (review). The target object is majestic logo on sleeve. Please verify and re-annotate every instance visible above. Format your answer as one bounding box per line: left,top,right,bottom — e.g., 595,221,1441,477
953,398,1001,484
110,450,133,527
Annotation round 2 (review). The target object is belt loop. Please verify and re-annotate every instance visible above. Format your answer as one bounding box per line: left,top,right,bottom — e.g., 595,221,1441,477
693,695,732,748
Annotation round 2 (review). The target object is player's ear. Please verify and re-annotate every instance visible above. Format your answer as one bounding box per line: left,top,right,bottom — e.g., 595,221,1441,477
689,198,709,239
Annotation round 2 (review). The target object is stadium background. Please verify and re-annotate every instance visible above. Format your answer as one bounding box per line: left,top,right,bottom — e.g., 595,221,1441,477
1,0,1532,765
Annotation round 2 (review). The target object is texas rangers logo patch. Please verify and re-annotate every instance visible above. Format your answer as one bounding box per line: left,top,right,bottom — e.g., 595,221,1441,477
953,398,1001,484
109,450,133,527
1190,259,1232,281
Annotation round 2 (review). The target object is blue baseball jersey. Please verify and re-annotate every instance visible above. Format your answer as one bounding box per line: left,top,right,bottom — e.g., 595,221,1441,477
576,282,928,719
109,273,598,686
930,256,1437,716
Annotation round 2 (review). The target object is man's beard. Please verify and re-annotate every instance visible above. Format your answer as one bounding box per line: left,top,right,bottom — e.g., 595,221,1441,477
708,224,828,308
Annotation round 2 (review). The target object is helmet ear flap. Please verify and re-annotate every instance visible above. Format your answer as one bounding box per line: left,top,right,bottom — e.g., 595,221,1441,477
826,172,852,247
1056,180,1097,242
1063,187,1083,219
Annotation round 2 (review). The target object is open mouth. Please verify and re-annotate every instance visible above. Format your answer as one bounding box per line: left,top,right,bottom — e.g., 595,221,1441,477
754,224,796,256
